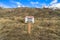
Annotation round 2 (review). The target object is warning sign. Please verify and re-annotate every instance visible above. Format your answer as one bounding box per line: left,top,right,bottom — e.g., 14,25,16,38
25,16,34,23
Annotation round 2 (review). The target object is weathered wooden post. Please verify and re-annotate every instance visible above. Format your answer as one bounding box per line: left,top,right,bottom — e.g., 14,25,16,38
25,16,34,34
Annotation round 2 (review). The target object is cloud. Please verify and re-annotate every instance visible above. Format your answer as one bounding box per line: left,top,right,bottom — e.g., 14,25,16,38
30,1,41,8
10,0,25,7
50,0,57,4
49,3,60,8
0,3,11,8
16,2,22,7
48,0,60,9
39,3,49,8
30,1,39,5
16,2,26,7
34,5,41,8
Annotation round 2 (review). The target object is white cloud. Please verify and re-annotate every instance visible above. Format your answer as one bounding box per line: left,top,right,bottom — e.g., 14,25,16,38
0,3,11,8
34,5,41,8
50,0,57,4
49,3,60,8
16,2,25,7
11,1,25,7
30,1,41,8
48,0,60,9
40,3,49,8
31,2,39,4
16,2,22,7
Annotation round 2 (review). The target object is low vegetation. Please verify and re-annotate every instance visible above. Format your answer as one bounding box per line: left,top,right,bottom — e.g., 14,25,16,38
0,7,60,40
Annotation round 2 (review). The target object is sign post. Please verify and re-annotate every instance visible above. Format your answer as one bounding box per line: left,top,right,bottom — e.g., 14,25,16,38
25,16,34,34
28,23,31,34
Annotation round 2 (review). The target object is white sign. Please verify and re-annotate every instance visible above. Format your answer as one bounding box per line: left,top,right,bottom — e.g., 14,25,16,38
25,16,34,23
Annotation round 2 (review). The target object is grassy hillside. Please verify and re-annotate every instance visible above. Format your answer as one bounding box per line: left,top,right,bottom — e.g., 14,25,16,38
0,7,60,40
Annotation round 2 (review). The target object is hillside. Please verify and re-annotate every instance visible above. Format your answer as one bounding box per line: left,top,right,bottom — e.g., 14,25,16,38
0,7,60,18
0,7,60,40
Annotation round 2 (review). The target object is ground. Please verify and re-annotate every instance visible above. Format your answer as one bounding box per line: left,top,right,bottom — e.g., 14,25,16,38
0,7,60,40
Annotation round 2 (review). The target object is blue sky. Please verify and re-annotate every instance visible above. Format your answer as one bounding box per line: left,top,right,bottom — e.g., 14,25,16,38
0,0,60,8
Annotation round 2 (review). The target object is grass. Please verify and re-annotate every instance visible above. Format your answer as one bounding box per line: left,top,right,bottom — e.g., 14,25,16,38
0,7,60,40
0,17,59,40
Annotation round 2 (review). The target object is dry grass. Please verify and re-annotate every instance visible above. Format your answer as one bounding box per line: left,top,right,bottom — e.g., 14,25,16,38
0,17,59,40
0,8,60,40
